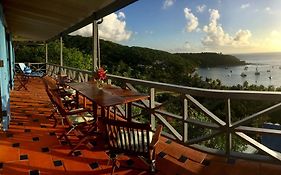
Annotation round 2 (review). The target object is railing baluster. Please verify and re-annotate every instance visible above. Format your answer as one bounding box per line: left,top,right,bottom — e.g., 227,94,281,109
226,98,232,158
150,88,156,130
183,96,188,142
85,73,88,82
107,79,112,85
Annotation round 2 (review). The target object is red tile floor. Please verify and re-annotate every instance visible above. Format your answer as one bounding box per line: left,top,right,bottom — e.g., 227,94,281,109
1,78,281,175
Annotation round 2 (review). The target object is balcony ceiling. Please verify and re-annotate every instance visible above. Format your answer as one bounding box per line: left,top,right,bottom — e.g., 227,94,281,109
2,0,137,41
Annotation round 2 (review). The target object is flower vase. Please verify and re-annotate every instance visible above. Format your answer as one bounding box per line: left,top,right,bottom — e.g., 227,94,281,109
96,80,104,89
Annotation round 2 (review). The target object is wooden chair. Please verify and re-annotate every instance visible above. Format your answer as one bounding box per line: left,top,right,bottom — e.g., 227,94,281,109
43,76,73,127
47,84,98,155
15,63,45,90
43,76,98,151
43,76,76,110
104,119,163,174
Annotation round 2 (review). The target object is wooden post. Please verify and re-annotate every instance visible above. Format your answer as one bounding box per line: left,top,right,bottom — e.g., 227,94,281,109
183,97,188,142
45,43,48,64
150,88,156,130
60,36,63,67
226,98,232,158
92,21,98,71
98,31,101,68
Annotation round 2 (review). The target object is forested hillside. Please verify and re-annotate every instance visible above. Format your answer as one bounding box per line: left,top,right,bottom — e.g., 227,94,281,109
63,35,244,84
176,52,245,67
14,35,244,85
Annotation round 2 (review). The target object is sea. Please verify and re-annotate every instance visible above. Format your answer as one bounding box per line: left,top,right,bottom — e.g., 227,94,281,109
196,52,281,87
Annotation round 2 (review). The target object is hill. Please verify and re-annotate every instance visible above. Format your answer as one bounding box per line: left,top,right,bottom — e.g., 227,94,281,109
63,36,245,68
15,35,245,85
176,52,246,68
64,35,196,84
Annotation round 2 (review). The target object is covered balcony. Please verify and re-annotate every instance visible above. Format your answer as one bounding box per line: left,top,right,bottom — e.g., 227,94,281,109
1,0,281,175
1,63,280,174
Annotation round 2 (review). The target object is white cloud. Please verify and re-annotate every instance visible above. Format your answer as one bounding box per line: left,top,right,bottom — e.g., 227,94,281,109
202,9,252,48
145,30,154,35
265,7,271,12
233,30,252,45
70,24,92,37
264,7,274,14
241,3,250,9
197,4,206,13
184,8,199,32
70,12,132,42
118,12,126,20
163,0,175,9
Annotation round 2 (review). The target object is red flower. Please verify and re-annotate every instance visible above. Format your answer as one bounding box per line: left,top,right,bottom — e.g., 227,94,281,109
96,67,107,80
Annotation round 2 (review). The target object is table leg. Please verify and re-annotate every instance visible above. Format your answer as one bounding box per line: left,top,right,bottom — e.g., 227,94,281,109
92,102,98,118
101,107,106,119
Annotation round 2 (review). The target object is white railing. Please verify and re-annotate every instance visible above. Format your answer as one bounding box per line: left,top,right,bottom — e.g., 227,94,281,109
45,63,281,163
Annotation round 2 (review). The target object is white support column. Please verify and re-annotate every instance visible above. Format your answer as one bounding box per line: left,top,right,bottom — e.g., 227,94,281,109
98,34,101,68
92,21,98,71
60,36,63,67
45,43,48,63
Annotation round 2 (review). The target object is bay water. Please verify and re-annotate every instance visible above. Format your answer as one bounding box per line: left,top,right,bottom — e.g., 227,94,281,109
196,52,281,87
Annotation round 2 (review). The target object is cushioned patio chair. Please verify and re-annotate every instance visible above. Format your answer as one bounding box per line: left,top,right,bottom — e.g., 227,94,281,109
104,118,163,174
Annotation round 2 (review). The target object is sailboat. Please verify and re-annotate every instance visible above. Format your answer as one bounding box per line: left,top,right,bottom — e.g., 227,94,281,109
255,67,260,75
269,76,272,79
240,72,247,77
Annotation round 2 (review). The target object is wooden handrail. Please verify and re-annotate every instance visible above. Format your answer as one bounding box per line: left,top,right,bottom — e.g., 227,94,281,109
43,62,281,163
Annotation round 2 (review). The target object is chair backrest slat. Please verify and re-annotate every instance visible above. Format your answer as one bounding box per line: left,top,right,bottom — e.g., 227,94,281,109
126,127,132,151
137,128,140,152
117,126,124,150
131,127,136,151
146,129,150,153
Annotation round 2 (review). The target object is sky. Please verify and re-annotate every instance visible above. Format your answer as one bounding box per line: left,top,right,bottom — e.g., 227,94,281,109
71,0,281,54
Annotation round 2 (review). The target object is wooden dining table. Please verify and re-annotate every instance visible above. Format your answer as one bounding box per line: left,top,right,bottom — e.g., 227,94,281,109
66,82,149,121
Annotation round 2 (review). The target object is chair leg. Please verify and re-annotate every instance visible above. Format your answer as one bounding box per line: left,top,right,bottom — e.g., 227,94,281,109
17,76,29,91
17,81,28,91
68,136,89,156
58,126,73,140
111,157,120,175
107,153,120,175
149,159,156,173
47,112,58,128
65,127,75,135
59,133,72,146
